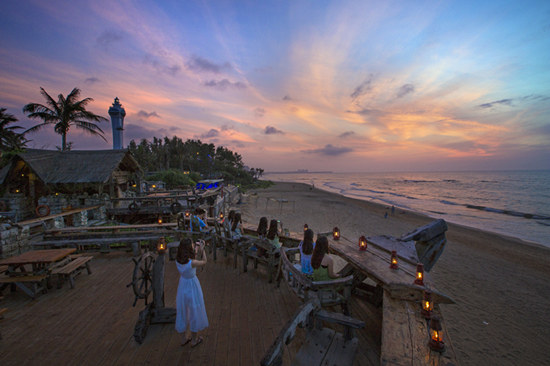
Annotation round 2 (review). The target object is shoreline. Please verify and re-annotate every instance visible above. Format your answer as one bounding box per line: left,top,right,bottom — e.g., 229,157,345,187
263,172,550,248
240,181,550,365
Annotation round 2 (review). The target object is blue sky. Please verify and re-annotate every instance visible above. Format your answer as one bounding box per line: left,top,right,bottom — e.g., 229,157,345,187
1,0,549,172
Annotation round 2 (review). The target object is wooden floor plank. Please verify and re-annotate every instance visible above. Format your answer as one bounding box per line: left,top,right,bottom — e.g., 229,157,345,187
0,250,380,366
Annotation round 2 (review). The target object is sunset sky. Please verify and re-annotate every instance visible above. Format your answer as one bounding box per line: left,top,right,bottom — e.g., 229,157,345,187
1,0,549,172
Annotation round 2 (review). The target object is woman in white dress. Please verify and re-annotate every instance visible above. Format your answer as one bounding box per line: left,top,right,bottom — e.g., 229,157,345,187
175,238,209,347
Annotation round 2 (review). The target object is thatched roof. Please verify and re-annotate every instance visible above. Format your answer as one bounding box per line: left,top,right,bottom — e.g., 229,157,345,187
7,149,142,184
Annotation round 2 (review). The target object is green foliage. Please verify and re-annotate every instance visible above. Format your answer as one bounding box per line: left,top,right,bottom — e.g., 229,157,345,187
147,169,196,189
23,87,107,151
0,108,27,156
128,135,265,186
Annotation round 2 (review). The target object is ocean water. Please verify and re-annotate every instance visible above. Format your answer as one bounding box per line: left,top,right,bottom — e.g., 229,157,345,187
264,171,550,248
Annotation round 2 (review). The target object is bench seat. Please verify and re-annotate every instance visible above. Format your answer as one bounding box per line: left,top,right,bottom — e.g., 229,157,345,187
51,256,93,289
242,237,279,283
277,247,354,312
0,274,48,299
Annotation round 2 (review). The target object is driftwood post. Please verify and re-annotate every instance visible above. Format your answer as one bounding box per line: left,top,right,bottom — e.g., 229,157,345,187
133,252,176,344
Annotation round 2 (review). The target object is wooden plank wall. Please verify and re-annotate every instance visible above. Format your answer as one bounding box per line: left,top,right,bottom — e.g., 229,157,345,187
0,251,380,366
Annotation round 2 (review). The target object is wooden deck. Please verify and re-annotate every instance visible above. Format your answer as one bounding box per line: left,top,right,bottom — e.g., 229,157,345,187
0,251,381,365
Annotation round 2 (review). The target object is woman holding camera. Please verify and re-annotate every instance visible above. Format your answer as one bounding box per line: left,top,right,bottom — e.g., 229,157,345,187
175,238,208,347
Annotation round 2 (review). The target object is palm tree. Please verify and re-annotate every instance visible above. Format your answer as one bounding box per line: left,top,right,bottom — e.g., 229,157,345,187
23,87,107,151
0,108,27,151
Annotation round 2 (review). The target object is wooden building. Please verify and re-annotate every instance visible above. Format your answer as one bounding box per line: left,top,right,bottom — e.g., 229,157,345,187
0,149,142,215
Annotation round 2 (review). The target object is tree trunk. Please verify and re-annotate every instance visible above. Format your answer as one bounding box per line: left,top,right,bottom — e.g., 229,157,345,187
62,132,67,151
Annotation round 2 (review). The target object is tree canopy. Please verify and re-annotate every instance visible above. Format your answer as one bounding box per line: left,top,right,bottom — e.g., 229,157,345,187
23,87,107,151
128,136,264,186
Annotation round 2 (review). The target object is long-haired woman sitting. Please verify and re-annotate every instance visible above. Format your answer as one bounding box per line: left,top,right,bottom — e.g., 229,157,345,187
266,219,282,250
311,236,340,281
299,228,316,275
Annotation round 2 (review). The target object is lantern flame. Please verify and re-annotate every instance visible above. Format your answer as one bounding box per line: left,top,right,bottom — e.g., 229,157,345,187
428,317,445,352
358,236,367,251
414,263,425,285
390,250,399,269
157,237,167,253
332,227,340,240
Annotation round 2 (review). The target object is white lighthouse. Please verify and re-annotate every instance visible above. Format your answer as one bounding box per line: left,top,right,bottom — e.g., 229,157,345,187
108,97,126,150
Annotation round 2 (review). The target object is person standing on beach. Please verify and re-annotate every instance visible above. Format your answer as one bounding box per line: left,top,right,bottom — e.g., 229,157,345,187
311,236,340,281
175,238,209,347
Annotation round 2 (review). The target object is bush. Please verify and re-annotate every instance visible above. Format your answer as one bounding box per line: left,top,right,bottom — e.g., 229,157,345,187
147,170,196,189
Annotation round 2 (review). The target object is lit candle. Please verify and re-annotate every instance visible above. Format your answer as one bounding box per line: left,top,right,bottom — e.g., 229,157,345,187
358,235,367,251
390,250,399,269
157,217,163,225
219,212,224,220
414,263,424,285
185,211,191,218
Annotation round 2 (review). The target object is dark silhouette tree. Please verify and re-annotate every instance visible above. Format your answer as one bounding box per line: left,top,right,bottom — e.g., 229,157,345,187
23,87,107,151
0,108,27,152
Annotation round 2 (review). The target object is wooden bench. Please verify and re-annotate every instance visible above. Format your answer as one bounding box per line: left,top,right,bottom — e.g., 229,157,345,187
277,247,354,313
261,298,365,366
0,274,48,299
242,237,280,283
211,221,241,268
51,256,93,289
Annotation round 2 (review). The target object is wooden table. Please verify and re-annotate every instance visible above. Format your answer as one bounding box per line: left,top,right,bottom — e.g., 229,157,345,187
329,235,421,288
0,248,76,298
328,236,458,365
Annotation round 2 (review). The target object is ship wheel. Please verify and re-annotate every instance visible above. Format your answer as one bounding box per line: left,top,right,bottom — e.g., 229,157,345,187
130,252,155,306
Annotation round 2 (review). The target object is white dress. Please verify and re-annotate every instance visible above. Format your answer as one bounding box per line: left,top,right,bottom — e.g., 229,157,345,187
175,260,209,333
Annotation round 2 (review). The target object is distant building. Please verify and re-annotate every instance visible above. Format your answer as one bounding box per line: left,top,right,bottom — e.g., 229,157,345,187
109,97,126,150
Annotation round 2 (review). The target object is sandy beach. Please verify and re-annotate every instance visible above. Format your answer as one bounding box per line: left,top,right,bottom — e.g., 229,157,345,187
240,181,550,366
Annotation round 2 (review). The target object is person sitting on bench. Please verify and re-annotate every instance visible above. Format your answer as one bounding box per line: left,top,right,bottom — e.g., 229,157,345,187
298,228,316,276
191,208,209,233
311,236,340,281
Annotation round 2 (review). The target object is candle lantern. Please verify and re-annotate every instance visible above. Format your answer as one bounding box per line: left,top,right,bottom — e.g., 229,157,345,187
157,217,163,225
414,263,425,286
390,250,399,269
184,211,191,218
157,237,167,253
428,317,445,352
422,290,434,318
332,227,340,241
304,224,308,231
219,212,225,221
358,236,367,251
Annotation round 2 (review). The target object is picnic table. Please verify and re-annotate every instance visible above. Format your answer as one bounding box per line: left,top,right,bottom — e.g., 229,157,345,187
327,235,458,365
0,248,76,298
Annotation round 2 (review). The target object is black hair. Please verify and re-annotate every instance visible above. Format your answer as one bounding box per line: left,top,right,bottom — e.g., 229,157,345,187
311,236,329,269
267,219,278,240
257,217,268,236
302,228,314,255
